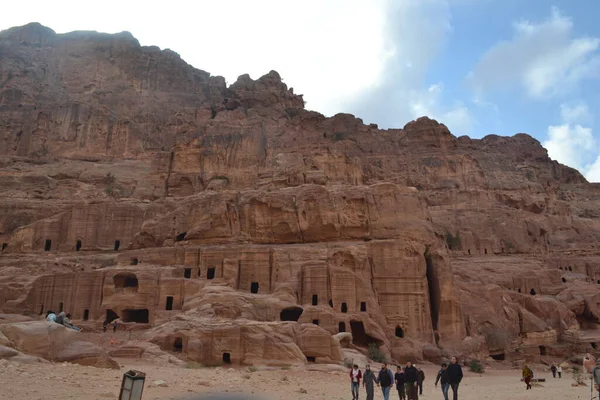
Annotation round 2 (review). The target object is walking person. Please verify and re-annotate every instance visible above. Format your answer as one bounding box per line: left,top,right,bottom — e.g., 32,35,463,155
522,364,533,390
350,364,362,400
435,363,450,400
395,365,406,400
416,366,425,396
557,365,562,378
447,356,463,400
550,363,557,378
377,363,395,400
403,361,419,400
363,364,377,400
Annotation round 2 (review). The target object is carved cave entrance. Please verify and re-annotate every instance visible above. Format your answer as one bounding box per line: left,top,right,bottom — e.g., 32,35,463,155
83,309,89,321
339,322,346,332
207,267,216,280
76,240,82,251
360,302,367,312
176,232,187,242
166,296,174,311
114,240,120,251
113,273,139,291
121,309,149,323
425,252,441,334
350,320,383,348
184,268,191,279
312,319,319,325
341,302,348,313
539,346,547,356
1,243,7,251
222,352,231,364
395,326,405,338
44,239,52,251
490,353,505,361
173,337,183,352
106,309,119,323
312,294,318,306
280,307,303,321
250,282,259,294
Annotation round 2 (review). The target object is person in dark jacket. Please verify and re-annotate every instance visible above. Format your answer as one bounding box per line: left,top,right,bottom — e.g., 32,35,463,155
435,363,450,400
403,361,419,400
416,366,425,395
447,357,463,400
363,364,378,400
377,363,395,400
550,363,557,378
395,365,406,400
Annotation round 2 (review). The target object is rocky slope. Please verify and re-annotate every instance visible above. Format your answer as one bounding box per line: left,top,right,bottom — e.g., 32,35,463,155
1,22,600,366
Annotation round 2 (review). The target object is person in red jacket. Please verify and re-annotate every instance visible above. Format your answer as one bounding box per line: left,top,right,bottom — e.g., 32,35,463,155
350,364,363,400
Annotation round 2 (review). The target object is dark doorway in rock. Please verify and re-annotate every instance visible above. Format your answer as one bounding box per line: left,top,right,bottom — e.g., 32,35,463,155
360,302,367,312
341,302,348,313
312,294,318,306
592,342,597,350
491,353,505,361
250,282,259,294
58,302,64,312
350,320,383,348
166,296,174,311
39,305,44,315
106,309,119,324
114,273,139,290
83,309,89,321
207,267,216,280
1,243,7,251
518,288,521,293
328,299,333,308
184,268,191,279
76,240,82,251
395,326,404,338
131,257,139,265
530,288,536,295
280,307,303,321
44,239,52,251
468,249,471,255
121,309,149,323
569,266,573,271
176,232,187,242
339,322,346,332
306,356,316,363
562,277,566,283
114,240,120,251
425,252,441,331
597,280,600,284
173,337,183,352
484,248,487,254
312,319,319,325
539,345,547,355
222,352,231,364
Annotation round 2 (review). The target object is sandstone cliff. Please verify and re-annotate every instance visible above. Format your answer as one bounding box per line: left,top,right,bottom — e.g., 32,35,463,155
1,22,600,366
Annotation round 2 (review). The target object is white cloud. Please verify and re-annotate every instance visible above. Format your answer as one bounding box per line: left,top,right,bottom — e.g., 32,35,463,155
470,7,600,99
543,102,600,182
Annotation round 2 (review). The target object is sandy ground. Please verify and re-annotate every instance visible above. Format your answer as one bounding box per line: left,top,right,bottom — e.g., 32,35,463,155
0,359,597,400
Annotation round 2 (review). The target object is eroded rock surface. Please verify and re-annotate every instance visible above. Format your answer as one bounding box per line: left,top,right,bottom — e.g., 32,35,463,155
1,22,600,366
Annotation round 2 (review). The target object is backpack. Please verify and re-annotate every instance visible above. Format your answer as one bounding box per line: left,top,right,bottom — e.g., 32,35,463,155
380,369,392,387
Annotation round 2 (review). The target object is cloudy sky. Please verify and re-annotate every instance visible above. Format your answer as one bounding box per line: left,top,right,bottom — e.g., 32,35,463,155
2,0,600,180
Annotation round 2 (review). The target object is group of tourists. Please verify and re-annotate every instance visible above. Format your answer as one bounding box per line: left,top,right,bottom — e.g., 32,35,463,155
350,356,463,400
45,310,81,331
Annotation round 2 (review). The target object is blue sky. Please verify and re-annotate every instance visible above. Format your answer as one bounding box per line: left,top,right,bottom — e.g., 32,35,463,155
1,1,599,180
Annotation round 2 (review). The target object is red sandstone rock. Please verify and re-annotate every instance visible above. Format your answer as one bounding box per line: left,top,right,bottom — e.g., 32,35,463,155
0,22,599,367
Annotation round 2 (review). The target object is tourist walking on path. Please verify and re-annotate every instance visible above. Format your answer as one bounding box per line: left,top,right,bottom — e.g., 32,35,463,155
435,363,450,400
522,365,533,390
377,363,395,400
416,367,425,395
550,364,557,378
395,365,406,400
350,364,362,400
557,365,562,378
447,356,463,400
363,364,377,400
403,361,419,400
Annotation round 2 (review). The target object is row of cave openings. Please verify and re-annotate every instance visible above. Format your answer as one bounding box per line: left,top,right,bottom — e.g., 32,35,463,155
509,287,538,296
40,239,122,252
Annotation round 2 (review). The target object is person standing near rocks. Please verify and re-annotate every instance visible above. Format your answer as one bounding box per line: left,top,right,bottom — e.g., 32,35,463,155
435,363,450,400
447,356,463,400
395,365,406,400
557,365,562,378
403,361,419,400
363,364,377,400
550,363,557,378
522,364,533,390
350,364,362,400
416,366,425,395
377,363,395,400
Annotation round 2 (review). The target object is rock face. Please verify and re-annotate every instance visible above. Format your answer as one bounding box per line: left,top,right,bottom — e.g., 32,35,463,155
1,22,600,366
